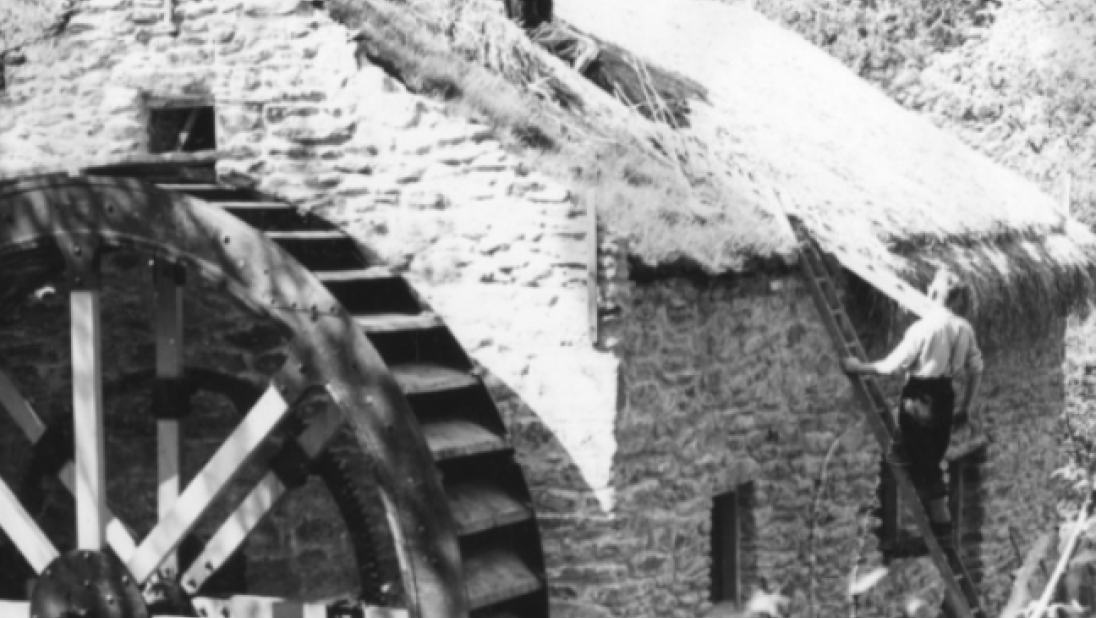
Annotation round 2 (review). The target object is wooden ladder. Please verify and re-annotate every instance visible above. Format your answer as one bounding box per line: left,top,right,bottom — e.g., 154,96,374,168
792,221,985,618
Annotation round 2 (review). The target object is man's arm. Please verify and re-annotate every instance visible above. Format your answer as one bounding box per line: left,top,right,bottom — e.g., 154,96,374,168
841,322,923,377
955,370,983,426
955,324,984,427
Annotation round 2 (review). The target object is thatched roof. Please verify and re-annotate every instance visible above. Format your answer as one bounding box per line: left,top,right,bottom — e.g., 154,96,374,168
554,0,1096,334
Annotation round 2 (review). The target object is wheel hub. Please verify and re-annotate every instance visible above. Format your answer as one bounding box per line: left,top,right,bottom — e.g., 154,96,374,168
31,551,148,618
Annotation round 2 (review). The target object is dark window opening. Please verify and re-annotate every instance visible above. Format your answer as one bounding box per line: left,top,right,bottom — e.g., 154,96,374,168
149,106,216,154
711,484,754,606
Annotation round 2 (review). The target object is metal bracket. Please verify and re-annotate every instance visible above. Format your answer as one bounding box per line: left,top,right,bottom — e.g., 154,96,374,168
59,237,102,290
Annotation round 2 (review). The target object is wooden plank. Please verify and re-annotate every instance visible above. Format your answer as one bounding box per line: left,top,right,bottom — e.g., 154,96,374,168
0,600,29,618
182,475,285,594
389,364,478,396
72,288,107,550
155,262,185,576
56,463,138,562
586,200,597,344
421,419,508,461
313,268,395,283
127,386,292,583
0,370,47,443
181,405,343,593
354,313,443,334
0,473,58,573
157,420,181,574
188,597,407,618
154,184,225,192
217,202,294,210
264,231,347,241
447,481,531,536
0,371,135,558
463,546,542,609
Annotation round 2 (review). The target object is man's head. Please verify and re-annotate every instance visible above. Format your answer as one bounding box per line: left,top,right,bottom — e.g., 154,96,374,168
927,268,971,315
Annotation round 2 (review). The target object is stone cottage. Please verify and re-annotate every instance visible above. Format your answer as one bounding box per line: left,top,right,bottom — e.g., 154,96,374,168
1,0,1095,618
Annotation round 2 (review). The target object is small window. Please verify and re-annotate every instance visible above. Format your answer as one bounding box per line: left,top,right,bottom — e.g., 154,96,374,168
148,105,216,153
711,484,753,606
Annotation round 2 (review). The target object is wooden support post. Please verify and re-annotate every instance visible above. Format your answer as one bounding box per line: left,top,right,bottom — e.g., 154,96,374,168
586,202,598,345
154,261,186,577
71,262,107,551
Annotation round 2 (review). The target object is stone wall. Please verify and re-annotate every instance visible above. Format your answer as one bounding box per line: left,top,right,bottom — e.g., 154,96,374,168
531,273,1066,618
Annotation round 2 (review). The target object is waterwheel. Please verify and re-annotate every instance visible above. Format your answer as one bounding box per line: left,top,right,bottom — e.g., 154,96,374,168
0,154,547,618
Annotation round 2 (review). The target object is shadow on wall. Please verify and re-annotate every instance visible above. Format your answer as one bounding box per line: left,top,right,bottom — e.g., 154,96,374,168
480,369,617,604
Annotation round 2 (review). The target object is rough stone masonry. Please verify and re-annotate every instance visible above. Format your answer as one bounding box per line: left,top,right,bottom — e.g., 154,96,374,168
0,1,1076,617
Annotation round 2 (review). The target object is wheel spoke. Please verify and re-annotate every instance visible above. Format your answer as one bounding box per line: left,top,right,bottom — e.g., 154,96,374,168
0,470,59,573
0,369,139,560
182,475,284,594
154,261,186,577
56,463,138,561
0,371,47,442
127,384,294,583
71,285,107,551
181,405,344,593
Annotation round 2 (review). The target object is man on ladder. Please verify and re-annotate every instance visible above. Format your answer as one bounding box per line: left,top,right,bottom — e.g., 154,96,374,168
841,269,985,546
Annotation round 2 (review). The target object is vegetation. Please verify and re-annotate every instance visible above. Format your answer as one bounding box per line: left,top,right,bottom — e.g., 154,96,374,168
330,0,788,273
751,0,1096,226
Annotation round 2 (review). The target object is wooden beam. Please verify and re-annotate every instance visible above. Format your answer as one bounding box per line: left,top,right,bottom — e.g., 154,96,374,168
71,287,107,550
0,600,30,618
190,596,409,618
0,599,408,618
0,370,138,560
127,385,292,583
155,262,185,576
0,371,46,442
56,462,137,561
181,405,344,593
0,472,58,573
181,475,284,594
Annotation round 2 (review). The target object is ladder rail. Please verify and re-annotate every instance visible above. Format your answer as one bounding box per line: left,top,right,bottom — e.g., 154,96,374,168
794,224,985,618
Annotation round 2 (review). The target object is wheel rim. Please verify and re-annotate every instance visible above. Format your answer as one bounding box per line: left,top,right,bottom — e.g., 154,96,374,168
0,175,466,618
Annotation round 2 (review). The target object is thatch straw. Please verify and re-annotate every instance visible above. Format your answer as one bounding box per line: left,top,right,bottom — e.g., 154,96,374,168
553,0,1096,336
